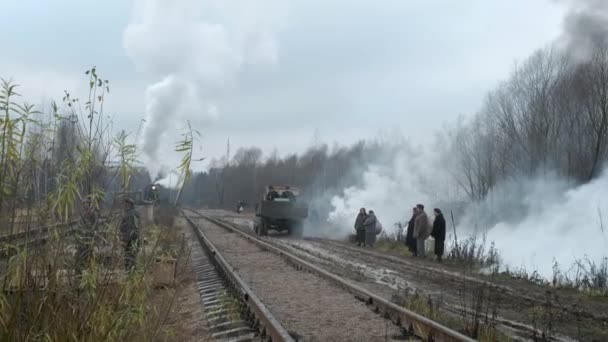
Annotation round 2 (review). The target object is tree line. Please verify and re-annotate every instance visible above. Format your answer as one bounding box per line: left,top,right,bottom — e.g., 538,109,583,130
442,45,608,201
178,141,392,209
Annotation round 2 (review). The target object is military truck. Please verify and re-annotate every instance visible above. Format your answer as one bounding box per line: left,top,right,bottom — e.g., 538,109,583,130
253,185,308,236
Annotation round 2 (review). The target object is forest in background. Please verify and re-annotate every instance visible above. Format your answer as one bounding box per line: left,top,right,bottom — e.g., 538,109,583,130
176,44,608,217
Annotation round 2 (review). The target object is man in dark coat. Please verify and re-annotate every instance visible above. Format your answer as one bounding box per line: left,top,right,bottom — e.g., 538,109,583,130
363,210,377,248
120,198,141,272
414,204,431,257
354,208,367,247
405,207,417,255
431,208,447,262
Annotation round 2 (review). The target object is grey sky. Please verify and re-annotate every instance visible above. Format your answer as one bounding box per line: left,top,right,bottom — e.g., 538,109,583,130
1,0,566,170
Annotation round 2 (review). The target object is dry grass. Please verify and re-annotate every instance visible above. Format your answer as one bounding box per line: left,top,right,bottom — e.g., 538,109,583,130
0,206,189,341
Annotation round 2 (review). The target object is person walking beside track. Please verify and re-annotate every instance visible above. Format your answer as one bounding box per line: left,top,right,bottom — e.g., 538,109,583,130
413,204,431,257
120,197,141,273
363,210,377,248
354,208,367,247
431,208,447,262
405,207,417,255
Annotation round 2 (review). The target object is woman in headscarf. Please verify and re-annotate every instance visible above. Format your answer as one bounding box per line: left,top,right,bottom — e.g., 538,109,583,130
354,208,367,247
363,210,377,248
431,208,446,262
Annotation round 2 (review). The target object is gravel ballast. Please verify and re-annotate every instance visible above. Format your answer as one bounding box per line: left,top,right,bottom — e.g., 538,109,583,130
192,217,403,342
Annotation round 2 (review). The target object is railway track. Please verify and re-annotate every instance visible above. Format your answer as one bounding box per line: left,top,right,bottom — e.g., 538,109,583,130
186,217,290,341
275,238,606,340
207,211,598,342
0,220,80,257
183,208,475,342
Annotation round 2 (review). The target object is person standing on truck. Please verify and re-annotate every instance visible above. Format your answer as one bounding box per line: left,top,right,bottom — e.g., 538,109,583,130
354,208,367,247
405,207,417,255
431,208,447,262
363,210,377,248
120,197,141,272
413,204,431,257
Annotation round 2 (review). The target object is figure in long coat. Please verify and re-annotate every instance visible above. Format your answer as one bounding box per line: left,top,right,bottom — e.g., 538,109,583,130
363,210,377,248
354,208,367,247
431,208,447,262
405,207,417,254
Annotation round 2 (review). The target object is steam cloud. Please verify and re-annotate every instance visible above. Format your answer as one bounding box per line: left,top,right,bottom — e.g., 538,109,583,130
465,170,608,278
325,1,608,278
325,146,608,278
123,0,286,165
319,142,451,239
559,0,608,59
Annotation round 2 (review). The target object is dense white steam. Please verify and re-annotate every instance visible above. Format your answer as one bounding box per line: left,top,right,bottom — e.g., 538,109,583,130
326,146,608,278
472,170,608,278
123,0,286,165
324,144,449,238
559,0,608,59
154,169,181,190
322,138,608,279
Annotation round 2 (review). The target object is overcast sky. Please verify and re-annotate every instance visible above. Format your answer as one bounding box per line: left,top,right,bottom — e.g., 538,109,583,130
1,0,567,170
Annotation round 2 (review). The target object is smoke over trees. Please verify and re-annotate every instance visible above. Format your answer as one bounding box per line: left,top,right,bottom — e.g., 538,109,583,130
178,142,385,209
443,42,608,201
180,43,608,213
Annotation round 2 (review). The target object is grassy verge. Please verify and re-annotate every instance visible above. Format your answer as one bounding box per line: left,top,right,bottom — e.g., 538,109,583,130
0,207,189,341
374,237,412,258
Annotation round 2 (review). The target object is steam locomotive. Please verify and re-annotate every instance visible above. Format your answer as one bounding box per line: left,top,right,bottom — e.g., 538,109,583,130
114,183,162,206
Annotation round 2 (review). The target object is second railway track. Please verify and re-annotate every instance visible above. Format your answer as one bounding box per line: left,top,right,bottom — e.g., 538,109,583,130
183,208,474,342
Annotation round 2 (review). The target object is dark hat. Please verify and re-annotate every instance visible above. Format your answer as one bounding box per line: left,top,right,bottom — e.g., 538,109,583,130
416,204,424,210
124,197,135,205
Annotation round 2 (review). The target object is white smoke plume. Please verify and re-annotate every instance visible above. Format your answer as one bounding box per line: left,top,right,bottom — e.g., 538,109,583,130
458,171,608,278
322,142,453,238
154,169,181,190
123,0,287,166
558,0,608,59
325,144,608,278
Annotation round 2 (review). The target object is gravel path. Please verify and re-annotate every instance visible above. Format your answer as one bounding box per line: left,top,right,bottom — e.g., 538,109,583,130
192,216,404,342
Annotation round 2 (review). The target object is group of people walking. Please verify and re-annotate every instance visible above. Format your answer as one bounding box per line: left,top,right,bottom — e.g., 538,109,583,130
404,204,446,262
353,204,446,262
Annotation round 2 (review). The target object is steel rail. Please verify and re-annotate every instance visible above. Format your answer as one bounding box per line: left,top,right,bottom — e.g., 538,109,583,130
0,220,78,244
184,208,476,342
182,210,295,342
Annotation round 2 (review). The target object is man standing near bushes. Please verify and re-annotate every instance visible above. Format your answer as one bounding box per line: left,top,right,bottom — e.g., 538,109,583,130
413,204,431,257
120,197,141,272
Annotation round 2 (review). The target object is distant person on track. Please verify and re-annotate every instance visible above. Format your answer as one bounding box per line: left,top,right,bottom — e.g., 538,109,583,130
405,207,417,255
354,208,367,247
413,204,431,257
363,210,377,248
431,208,447,262
120,197,141,273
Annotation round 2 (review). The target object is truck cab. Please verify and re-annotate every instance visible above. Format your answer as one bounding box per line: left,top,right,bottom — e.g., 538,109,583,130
253,185,308,236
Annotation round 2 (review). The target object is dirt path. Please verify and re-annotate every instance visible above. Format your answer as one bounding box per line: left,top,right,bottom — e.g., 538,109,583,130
191,215,404,342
